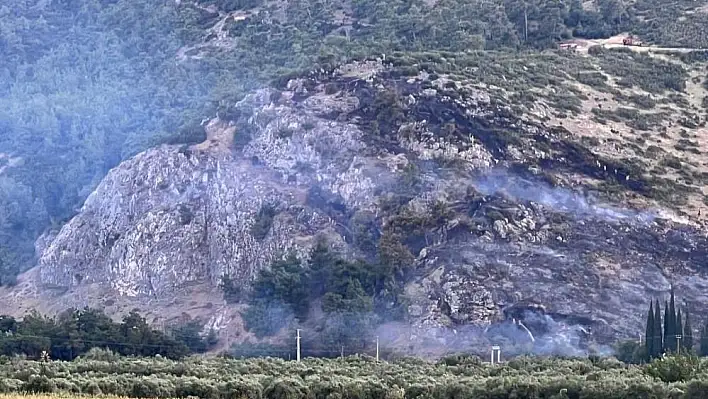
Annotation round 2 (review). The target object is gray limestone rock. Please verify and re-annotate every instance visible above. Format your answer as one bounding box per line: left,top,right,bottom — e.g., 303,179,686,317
23,60,708,355
38,144,339,297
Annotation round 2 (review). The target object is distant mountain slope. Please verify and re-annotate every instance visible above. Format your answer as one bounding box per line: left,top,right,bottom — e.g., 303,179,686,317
2,0,708,357
2,54,707,357
2,0,707,281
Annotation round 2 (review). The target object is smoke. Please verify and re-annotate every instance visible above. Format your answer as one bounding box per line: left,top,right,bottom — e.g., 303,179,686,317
472,169,657,223
374,310,615,360
513,311,595,357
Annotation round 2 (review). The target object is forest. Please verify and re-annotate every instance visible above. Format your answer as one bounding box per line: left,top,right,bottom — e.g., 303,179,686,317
2,0,708,283
0,308,216,361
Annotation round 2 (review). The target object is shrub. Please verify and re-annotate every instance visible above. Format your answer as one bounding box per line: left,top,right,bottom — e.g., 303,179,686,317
0,378,23,393
22,375,56,393
79,347,121,362
251,203,278,241
683,379,708,399
645,354,701,383
219,274,244,304
263,378,308,399
82,381,103,396
614,340,646,364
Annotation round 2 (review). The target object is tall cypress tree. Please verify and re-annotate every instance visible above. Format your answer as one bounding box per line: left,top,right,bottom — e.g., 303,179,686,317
664,300,673,353
676,308,683,354
700,323,708,356
684,312,693,353
653,299,663,357
645,301,654,361
669,289,677,352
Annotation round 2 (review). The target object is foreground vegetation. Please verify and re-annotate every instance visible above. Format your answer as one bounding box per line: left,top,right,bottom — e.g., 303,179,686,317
0,350,706,398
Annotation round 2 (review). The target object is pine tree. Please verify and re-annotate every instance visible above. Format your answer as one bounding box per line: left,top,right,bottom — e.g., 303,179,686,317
653,299,663,357
645,301,654,361
664,300,673,354
683,312,693,353
676,308,683,354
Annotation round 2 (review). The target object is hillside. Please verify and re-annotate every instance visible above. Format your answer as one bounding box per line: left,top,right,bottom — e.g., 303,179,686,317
1,0,708,359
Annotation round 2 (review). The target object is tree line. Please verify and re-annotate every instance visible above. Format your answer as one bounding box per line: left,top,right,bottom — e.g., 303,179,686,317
0,308,217,361
644,289,708,361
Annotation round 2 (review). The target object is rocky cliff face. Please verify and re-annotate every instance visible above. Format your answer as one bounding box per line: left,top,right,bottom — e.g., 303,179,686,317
15,58,708,355
36,91,375,297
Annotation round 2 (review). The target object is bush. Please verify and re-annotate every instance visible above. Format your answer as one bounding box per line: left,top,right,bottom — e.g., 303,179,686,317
251,203,278,241
220,274,244,304
263,378,308,399
79,347,121,362
241,301,294,338
645,354,701,383
23,375,56,393
614,340,647,364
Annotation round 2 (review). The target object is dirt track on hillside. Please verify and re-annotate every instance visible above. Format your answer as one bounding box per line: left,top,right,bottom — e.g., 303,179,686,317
563,33,702,55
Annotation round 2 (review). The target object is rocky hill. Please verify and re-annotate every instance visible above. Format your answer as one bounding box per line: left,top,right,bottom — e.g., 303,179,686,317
3,44,708,357
4,0,708,359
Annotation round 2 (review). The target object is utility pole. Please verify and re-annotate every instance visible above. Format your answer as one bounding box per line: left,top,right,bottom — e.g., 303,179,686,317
491,345,501,365
376,336,379,362
296,329,301,362
341,346,344,359
676,335,682,354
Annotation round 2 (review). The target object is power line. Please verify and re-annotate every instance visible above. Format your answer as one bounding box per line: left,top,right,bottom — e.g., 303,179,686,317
0,331,190,350
0,330,385,359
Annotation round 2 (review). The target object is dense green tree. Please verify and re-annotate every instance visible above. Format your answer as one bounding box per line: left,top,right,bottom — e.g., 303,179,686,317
645,300,654,361
250,252,310,319
683,312,693,353
615,340,646,364
0,307,206,360
242,300,296,338
700,323,708,356
242,239,403,353
653,299,663,358
664,299,674,354
666,290,679,353
322,278,373,314
219,274,243,304
170,319,217,353
598,0,629,26
675,308,683,353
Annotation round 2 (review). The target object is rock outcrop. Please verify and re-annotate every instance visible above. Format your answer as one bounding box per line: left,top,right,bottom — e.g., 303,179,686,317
36,95,374,296
15,59,708,355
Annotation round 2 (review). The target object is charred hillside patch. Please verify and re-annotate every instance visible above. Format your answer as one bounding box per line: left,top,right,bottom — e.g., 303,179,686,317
535,131,651,194
339,69,660,205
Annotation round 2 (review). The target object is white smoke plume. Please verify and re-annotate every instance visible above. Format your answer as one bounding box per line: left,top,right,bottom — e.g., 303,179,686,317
472,169,657,224
375,310,614,360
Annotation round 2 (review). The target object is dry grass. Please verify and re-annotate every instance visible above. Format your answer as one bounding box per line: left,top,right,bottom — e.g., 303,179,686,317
522,49,708,224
